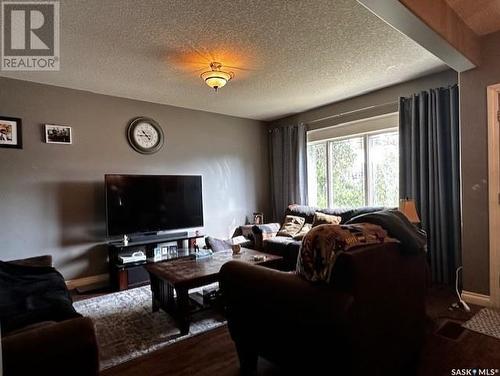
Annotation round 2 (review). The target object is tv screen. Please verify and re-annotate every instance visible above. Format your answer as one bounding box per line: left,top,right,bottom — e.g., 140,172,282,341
105,174,203,236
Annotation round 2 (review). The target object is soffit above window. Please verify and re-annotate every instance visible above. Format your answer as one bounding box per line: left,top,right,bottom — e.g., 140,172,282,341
307,112,398,143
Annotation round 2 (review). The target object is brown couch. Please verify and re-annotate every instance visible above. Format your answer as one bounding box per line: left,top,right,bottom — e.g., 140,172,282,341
1,255,99,376
252,204,385,270
220,242,427,375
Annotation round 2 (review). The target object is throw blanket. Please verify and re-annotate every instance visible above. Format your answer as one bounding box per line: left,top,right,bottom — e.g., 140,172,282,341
296,223,397,283
346,209,427,255
0,261,80,334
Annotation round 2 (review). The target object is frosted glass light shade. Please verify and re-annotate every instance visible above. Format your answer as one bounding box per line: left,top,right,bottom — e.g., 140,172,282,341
200,63,233,91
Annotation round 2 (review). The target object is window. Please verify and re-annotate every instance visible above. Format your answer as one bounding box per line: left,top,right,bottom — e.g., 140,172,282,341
307,130,398,208
307,143,328,208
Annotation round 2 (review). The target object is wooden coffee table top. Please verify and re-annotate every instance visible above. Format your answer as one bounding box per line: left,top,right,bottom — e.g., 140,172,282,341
145,248,282,289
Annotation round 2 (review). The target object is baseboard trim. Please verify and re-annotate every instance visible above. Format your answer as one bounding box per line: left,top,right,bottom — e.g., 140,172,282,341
462,290,491,307
66,273,109,291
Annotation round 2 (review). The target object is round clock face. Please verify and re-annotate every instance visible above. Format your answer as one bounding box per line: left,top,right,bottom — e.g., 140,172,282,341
127,117,164,154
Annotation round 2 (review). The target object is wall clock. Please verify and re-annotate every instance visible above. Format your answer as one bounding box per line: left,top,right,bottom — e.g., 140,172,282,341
127,117,164,154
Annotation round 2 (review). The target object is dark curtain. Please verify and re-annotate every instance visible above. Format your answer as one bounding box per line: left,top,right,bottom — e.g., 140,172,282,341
399,85,461,284
269,123,308,221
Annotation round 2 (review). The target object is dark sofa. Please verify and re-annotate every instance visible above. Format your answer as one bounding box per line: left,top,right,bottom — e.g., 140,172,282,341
220,242,427,375
252,204,385,269
1,255,99,376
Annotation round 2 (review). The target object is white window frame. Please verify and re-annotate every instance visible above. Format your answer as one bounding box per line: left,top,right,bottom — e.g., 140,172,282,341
308,127,398,208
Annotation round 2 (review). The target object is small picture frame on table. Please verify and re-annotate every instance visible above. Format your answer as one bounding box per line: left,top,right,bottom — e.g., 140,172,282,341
253,212,264,225
45,124,72,144
0,116,22,149
160,245,178,256
160,246,169,256
153,247,163,262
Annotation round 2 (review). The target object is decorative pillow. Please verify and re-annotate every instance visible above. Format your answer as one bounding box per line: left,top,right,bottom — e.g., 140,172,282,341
251,223,281,249
293,223,312,240
205,236,232,252
252,223,281,236
277,215,305,237
312,212,341,227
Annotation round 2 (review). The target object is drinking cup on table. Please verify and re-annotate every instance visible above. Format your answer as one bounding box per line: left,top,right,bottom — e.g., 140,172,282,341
231,244,241,255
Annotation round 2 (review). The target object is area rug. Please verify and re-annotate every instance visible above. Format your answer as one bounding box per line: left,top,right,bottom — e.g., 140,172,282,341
74,286,226,370
463,308,500,340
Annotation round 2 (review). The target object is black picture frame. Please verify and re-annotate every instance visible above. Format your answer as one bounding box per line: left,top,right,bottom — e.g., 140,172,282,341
44,124,72,144
0,116,22,149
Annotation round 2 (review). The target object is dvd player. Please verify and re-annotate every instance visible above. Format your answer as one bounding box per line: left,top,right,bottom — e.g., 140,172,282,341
119,251,146,264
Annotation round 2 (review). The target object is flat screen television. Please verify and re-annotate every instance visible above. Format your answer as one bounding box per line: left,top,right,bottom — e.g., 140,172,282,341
105,174,203,236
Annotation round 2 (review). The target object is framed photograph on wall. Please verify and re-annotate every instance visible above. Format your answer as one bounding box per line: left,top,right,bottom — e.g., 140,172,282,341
45,124,72,144
253,212,264,225
0,116,22,149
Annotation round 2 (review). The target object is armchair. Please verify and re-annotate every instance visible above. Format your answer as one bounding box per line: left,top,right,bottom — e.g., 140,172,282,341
3,316,99,375
1,255,99,375
220,242,427,375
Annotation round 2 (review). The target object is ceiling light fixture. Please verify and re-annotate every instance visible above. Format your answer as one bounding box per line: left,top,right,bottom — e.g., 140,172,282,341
200,62,234,92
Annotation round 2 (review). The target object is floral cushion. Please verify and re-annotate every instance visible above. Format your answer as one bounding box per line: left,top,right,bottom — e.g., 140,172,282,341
277,215,305,237
293,223,312,240
312,212,341,227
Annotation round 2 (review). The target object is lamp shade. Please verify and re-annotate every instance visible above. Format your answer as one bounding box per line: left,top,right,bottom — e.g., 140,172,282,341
200,62,234,91
201,71,232,90
399,198,421,224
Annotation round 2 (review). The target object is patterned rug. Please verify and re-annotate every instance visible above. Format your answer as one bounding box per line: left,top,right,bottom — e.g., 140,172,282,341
463,308,500,340
74,286,226,370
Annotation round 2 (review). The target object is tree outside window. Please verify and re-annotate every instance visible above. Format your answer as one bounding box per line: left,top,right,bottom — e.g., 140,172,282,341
307,130,398,208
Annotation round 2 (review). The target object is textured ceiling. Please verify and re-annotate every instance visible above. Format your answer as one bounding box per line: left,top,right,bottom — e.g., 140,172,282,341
444,0,500,36
0,0,446,121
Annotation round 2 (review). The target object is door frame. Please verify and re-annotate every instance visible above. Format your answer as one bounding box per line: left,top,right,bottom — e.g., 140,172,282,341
487,83,500,308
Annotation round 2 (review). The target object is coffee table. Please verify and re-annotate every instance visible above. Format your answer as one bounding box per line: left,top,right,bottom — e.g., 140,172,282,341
145,248,282,334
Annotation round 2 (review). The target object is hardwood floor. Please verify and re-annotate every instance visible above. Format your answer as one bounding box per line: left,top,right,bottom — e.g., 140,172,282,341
101,328,233,376
99,285,500,376
100,326,280,376
417,286,500,375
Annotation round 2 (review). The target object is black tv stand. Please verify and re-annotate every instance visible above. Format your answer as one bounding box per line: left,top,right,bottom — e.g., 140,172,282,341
124,231,193,245
108,232,205,291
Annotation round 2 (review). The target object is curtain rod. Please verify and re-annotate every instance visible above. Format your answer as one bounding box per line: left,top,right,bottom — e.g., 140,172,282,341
305,101,398,125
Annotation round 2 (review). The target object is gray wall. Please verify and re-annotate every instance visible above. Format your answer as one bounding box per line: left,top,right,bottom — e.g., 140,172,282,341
460,30,500,295
0,77,269,280
272,69,458,130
